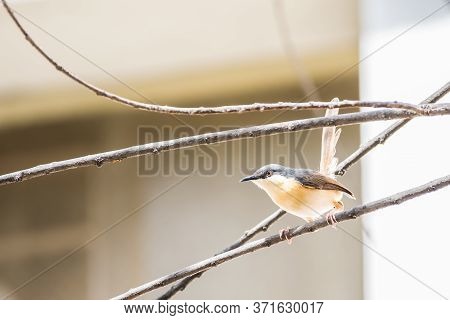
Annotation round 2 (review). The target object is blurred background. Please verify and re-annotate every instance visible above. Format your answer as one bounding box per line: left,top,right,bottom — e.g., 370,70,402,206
0,0,448,299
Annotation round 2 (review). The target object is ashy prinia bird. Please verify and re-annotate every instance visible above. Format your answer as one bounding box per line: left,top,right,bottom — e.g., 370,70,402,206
240,106,355,241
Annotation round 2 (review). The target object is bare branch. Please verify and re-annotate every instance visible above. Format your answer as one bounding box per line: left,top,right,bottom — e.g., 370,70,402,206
335,81,450,175
157,209,286,299
1,1,432,116
112,173,450,300
1,105,449,187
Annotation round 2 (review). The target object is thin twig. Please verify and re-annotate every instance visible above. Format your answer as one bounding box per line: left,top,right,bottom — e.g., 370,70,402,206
157,209,286,299
1,105,450,187
335,81,450,175
112,173,450,300
272,0,319,100
1,0,432,116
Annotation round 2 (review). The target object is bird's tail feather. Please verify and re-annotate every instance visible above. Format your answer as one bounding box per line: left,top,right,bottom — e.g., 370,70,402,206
320,98,341,176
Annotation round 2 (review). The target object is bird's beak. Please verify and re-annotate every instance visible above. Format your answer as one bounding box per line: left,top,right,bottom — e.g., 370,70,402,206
240,175,258,182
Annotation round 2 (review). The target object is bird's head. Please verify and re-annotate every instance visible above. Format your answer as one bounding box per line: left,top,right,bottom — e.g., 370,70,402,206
240,164,293,183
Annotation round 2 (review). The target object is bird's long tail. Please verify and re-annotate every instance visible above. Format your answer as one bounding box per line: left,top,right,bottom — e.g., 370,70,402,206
319,98,341,176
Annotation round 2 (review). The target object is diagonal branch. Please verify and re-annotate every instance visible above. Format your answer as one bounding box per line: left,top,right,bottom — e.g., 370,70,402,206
1,105,450,187
0,0,431,116
157,209,286,300
112,173,450,300
335,81,450,175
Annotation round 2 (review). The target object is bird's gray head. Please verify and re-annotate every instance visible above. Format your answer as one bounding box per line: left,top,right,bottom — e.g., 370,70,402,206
240,164,294,182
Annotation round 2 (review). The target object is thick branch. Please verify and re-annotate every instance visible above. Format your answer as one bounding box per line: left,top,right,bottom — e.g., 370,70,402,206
1,105,449,187
157,209,286,299
1,1,431,116
335,81,450,175
112,173,450,300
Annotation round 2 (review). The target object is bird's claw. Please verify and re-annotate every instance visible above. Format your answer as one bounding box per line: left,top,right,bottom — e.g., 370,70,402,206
279,227,293,245
325,212,338,229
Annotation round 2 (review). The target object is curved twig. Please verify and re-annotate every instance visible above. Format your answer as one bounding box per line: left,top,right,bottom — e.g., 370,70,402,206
1,0,429,116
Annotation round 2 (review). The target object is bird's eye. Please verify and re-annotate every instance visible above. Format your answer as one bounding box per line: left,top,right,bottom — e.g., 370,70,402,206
266,170,273,178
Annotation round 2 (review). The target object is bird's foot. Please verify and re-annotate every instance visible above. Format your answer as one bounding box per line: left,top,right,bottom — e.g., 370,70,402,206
325,201,344,229
279,227,293,245
325,211,338,229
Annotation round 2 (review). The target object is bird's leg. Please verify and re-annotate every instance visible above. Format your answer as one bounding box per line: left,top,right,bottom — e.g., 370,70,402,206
279,226,293,245
325,209,337,228
326,201,344,228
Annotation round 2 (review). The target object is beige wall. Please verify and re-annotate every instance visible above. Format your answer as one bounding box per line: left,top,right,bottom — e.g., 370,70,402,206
0,0,357,91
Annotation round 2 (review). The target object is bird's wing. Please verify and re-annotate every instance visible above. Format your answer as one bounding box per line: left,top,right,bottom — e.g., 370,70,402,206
297,170,355,198
319,100,341,176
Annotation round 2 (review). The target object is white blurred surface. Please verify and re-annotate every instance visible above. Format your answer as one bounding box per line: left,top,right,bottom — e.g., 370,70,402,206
360,0,450,299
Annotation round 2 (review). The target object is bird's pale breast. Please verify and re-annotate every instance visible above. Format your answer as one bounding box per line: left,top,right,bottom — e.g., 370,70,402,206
253,176,342,221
